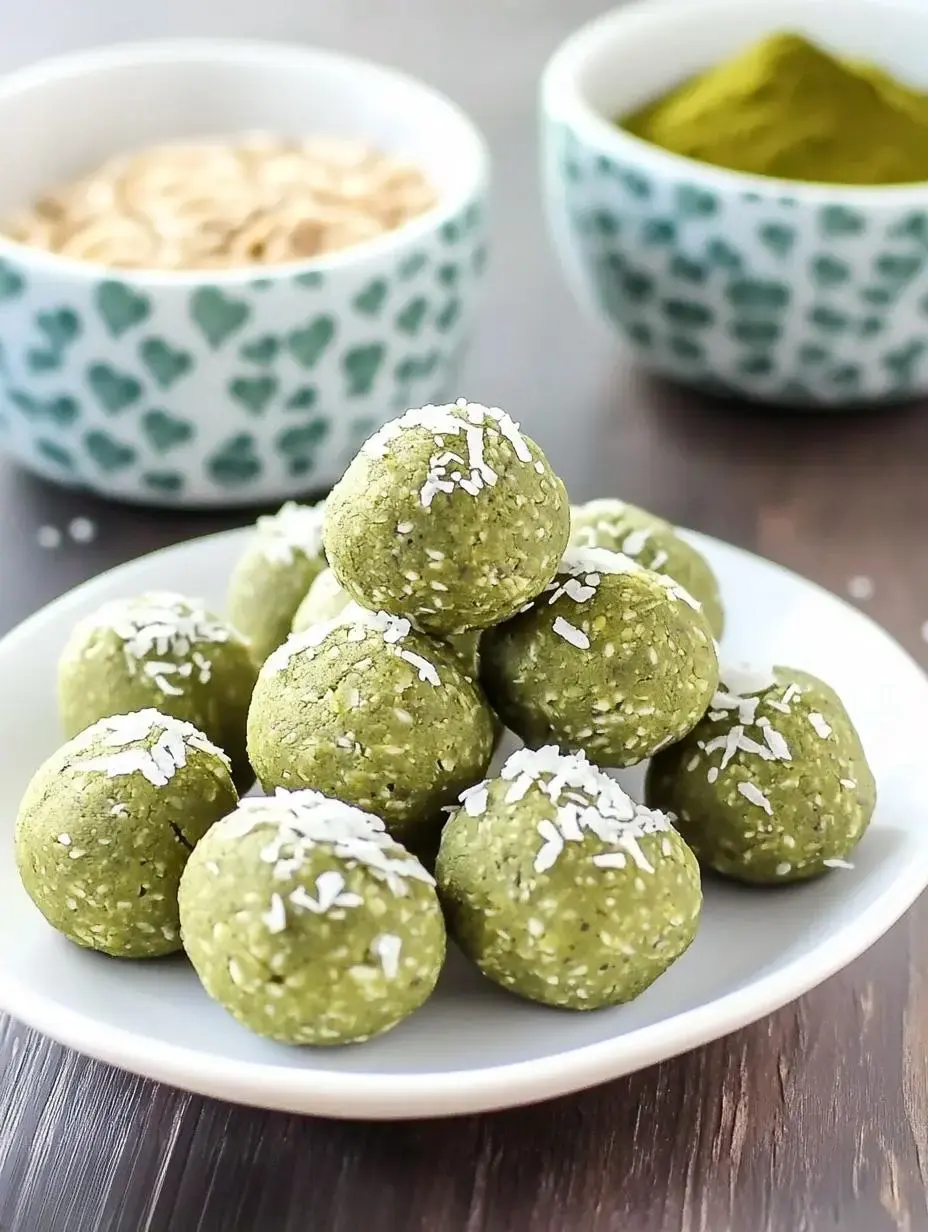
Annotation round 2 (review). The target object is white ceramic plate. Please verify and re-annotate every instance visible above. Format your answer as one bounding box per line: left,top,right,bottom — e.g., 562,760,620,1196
0,528,924,1119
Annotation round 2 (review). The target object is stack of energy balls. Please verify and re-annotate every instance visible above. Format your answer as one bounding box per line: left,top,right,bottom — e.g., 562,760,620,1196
15,399,876,1048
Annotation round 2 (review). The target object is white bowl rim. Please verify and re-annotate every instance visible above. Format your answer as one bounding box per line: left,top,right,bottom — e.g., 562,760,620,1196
0,38,490,286
541,0,928,206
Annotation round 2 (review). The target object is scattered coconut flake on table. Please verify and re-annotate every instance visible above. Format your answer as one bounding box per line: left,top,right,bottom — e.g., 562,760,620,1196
36,525,61,550
68,516,97,544
848,575,874,601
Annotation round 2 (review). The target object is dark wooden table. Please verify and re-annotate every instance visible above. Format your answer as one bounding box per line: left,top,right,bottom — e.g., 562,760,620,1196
2,3,928,1229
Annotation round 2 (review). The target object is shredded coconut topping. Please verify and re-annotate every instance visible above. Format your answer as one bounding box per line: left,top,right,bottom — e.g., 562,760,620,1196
462,746,672,877
737,781,773,815
365,399,535,509
69,709,230,787
75,592,231,698
262,604,442,688
807,711,833,739
552,616,590,650
221,790,433,933
254,501,326,567
370,933,403,979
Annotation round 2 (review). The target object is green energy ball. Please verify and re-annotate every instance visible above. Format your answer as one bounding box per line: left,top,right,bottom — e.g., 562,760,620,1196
571,498,724,639
436,745,701,1009
292,567,481,678
58,592,259,791
292,566,352,633
481,547,719,767
645,665,876,884
16,710,237,957
227,501,327,662
324,399,571,635
179,790,445,1045
247,607,496,847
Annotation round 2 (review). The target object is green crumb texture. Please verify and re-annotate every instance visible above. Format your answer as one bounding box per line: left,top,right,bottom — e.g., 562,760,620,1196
645,665,876,884
16,709,238,957
292,566,353,634
58,591,259,792
227,501,328,663
179,790,445,1045
324,399,571,635
293,566,482,679
481,546,719,767
247,607,496,848
436,745,701,1009
570,498,724,639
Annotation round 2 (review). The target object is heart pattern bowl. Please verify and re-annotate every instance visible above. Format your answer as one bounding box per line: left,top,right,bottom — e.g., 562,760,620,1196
0,41,489,506
541,0,928,408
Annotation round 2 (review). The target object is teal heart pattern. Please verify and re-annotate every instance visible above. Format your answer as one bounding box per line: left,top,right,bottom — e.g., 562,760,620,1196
207,433,262,486
396,297,428,336
288,316,336,369
87,363,143,413
0,260,25,300
37,308,81,351
239,335,280,365
142,409,194,452
95,281,151,338
139,338,193,390
1,189,488,497
190,287,251,349
353,279,388,317
343,344,385,397
84,429,137,473
286,386,318,411
229,375,278,416
548,122,928,404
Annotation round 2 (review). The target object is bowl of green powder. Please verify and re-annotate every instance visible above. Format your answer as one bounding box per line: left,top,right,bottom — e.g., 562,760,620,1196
541,0,928,407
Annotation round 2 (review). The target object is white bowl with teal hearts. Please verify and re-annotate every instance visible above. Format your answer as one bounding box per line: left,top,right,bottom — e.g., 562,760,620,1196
0,42,488,505
542,0,928,408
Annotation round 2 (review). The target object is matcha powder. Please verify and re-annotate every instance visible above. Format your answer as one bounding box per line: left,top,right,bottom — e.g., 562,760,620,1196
622,32,928,185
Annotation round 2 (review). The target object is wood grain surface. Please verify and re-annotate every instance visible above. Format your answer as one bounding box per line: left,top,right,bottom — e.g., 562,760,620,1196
1,2,927,1229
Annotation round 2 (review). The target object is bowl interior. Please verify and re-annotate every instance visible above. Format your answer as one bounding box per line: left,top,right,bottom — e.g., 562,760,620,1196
0,42,486,219
555,0,928,133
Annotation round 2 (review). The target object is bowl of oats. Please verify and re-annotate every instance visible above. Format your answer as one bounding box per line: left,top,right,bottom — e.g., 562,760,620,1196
0,40,489,506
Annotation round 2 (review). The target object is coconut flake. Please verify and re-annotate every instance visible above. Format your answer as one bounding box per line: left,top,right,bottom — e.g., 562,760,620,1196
398,649,441,686
848,575,874,602
823,857,855,870
371,933,402,979
808,712,833,739
552,616,590,650
364,400,534,509
262,893,287,934
497,746,671,877
221,789,434,899
737,781,773,815
255,501,326,567
69,709,230,787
